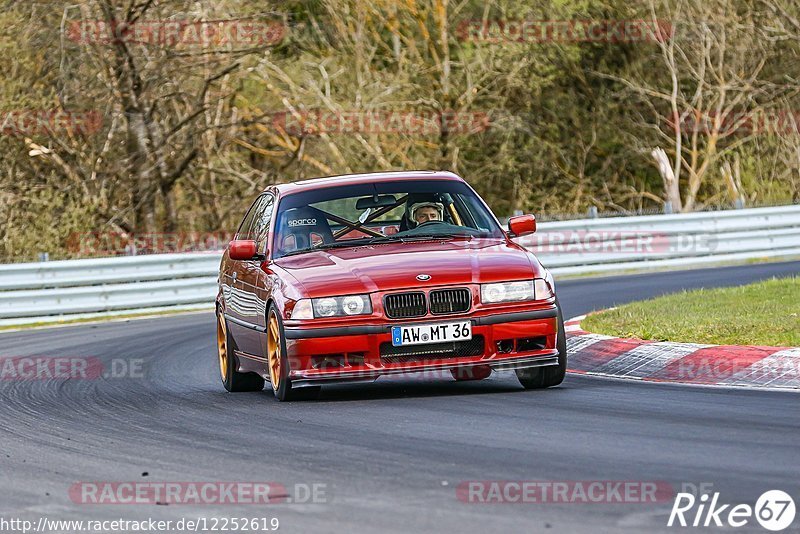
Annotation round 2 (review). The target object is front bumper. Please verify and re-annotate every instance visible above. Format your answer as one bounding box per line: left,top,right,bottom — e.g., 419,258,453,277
284,306,560,386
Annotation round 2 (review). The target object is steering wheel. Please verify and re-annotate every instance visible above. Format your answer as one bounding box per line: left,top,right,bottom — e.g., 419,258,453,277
415,220,447,229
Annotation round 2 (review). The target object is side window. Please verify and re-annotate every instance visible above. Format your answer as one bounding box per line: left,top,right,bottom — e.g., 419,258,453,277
252,195,275,254
236,195,266,240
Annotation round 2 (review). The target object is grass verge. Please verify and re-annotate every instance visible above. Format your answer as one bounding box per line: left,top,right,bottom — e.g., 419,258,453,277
582,276,800,346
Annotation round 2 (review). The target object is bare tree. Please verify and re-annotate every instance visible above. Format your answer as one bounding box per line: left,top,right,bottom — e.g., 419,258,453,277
241,0,559,212
603,0,791,211
15,0,274,235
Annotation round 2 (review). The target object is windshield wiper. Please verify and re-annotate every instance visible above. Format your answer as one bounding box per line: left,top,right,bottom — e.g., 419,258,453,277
384,233,477,243
401,233,473,239
315,239,377,251
278,233,472,258
280,239,374,257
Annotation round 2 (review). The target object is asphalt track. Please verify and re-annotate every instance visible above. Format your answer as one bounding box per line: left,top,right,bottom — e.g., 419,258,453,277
1,261,799,533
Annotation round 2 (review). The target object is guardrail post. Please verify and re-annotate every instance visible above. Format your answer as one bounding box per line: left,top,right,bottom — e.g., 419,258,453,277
587,206,598,219
663,201,673,214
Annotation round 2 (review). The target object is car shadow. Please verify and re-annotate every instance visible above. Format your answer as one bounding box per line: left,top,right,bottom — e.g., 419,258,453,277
292,374,571,403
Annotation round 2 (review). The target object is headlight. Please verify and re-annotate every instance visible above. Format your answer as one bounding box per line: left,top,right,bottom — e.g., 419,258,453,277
480,279,553,303
341,295,367,315
544,269,556,293
315,297,339,317
534,278,554,300
292,294,372,318
290,299,314,319
481,280,534,303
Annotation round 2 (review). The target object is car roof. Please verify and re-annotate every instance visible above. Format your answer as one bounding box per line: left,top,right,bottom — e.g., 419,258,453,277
268,170,464,196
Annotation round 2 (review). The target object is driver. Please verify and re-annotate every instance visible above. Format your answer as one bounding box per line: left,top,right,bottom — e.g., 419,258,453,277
410,202,444,226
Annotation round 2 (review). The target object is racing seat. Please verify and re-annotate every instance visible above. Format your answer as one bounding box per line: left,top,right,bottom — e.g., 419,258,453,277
276,206,334,254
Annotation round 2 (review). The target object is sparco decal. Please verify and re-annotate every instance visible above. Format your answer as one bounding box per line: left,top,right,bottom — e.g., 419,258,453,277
288,219,317,227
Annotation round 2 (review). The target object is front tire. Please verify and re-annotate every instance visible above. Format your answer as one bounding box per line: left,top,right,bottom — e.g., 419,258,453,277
217,311,265,392
516,299,567,389
266,304,320,402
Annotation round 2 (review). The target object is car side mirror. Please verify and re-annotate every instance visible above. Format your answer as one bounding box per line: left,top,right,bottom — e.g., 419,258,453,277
229,240,262,261
507,214,537,237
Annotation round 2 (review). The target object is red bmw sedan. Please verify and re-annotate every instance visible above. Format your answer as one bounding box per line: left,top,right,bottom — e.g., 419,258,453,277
216,171,566,400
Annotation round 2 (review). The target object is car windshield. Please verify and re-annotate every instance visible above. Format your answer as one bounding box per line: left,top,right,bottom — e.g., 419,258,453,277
272,179,504,259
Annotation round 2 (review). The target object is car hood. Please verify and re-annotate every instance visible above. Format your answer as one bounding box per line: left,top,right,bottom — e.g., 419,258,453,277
272,238,543,297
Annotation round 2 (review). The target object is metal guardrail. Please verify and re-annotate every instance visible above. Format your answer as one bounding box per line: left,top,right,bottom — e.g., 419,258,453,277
1,205,798,325
524,204,800,275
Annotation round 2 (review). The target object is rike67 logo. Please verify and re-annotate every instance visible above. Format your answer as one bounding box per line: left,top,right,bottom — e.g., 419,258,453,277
668,490,796,531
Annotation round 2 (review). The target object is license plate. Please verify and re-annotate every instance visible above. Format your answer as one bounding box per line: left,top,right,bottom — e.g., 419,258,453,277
391,321,472,347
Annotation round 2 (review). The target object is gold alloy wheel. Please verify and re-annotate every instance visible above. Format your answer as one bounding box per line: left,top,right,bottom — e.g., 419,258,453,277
217,313,229,382
267,314,282,390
